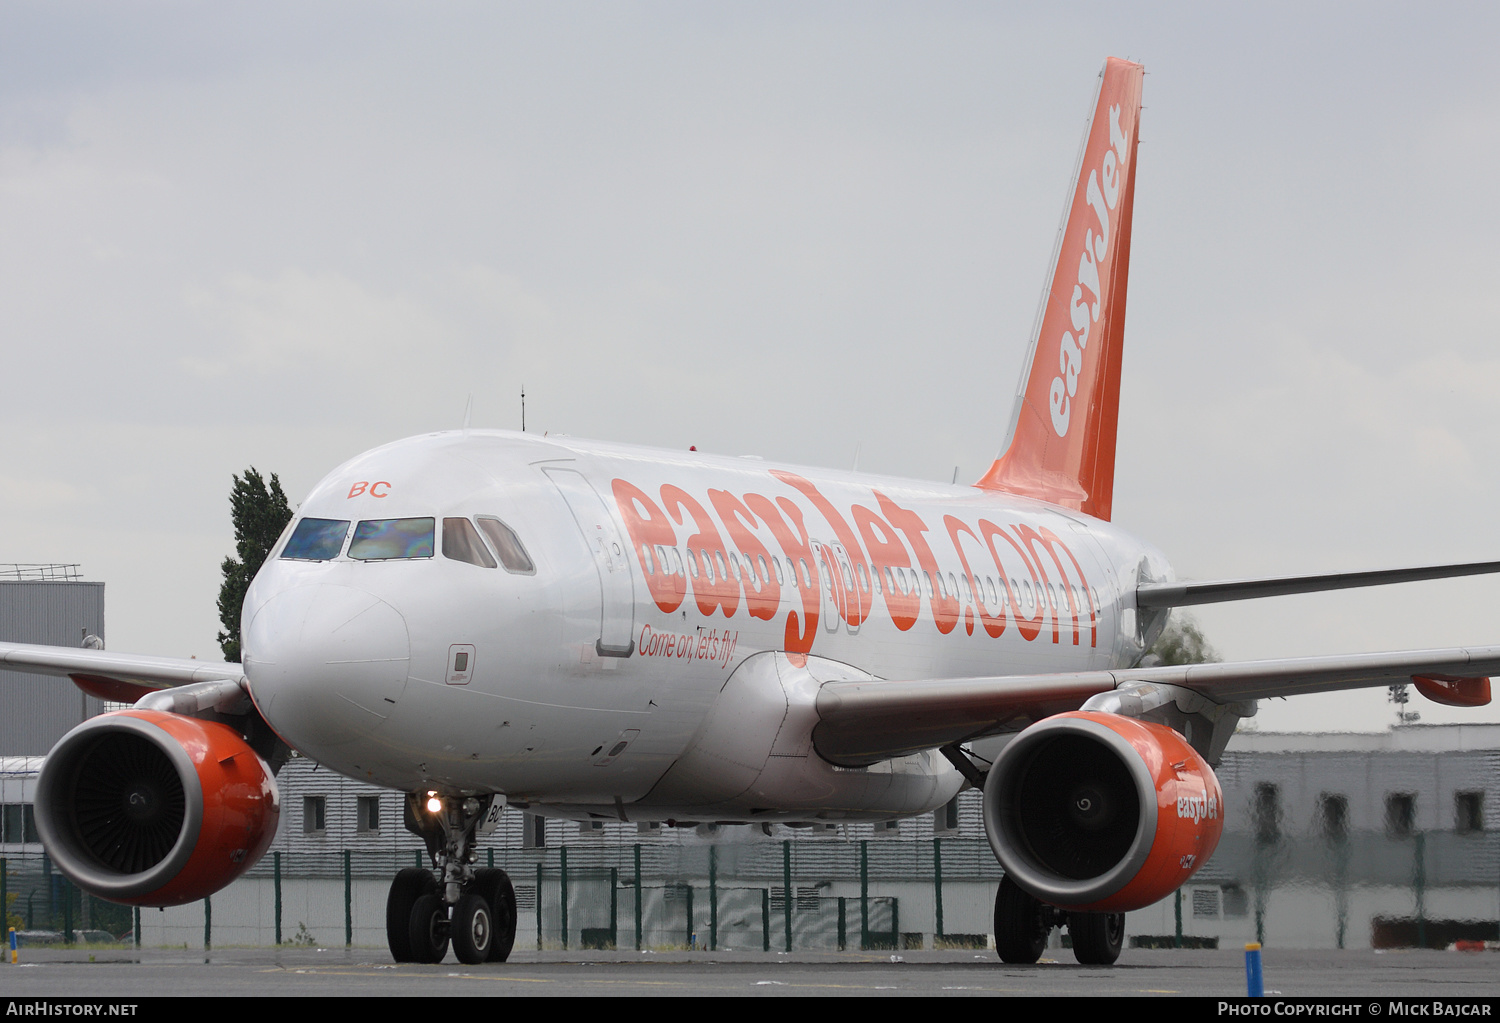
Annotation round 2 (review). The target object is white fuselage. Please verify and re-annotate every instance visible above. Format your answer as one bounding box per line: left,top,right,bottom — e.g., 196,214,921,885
241,429,1172,823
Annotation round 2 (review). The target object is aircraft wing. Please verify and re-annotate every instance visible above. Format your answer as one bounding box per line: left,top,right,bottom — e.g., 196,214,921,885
811,644,1500,766
0,640,244,704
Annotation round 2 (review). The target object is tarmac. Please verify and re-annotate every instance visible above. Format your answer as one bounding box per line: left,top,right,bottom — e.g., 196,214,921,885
2,945,1499,999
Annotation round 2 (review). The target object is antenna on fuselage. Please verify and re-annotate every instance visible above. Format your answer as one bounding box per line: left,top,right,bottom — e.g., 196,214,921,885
521,384,526,432
463,394,473,433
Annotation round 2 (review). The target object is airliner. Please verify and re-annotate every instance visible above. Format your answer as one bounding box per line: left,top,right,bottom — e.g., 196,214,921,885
5,57,1498,968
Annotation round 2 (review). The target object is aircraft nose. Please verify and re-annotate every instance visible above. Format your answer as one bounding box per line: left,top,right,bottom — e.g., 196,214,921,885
242,584,410,751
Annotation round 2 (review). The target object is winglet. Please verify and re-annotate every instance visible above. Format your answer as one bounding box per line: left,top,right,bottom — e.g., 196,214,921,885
977,58,1144,521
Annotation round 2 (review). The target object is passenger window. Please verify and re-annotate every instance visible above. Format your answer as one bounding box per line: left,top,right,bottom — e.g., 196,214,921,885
442,518,497,568
281,518,350,561
349,518,435,560
475,516,536,574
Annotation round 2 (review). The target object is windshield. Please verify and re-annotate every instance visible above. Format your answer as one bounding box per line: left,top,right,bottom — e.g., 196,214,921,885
348,517,435,560
280,518,350,561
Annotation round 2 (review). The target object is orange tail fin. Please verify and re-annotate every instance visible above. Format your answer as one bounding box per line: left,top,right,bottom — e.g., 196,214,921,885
976,58,1144,522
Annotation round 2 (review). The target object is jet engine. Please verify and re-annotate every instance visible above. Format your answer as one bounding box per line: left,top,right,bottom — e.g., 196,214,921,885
982,711,1222,913
34,709,280,907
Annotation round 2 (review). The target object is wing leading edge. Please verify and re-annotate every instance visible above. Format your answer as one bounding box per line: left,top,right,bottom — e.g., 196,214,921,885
0,641,243,704
811,645,1498,767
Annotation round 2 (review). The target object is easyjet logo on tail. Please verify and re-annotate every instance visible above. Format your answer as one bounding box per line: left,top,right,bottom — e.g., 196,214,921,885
976,57,1142,522
1051,103,1132,439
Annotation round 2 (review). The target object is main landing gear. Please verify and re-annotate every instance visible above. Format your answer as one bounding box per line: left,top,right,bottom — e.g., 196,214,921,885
993,876,1124,966
386,792,517,965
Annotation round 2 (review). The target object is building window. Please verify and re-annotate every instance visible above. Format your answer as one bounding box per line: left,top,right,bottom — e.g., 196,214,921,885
522,814,547,849
304,795,326,834
1222,886,1249,918
1192,888,1220,918
1455,792,1484,833
771,887,822,912
934,797,960,834
1253,783,1281,844
2,804,39,844
1385,793,1416,837
1318,793,1349,842
357,796,379,833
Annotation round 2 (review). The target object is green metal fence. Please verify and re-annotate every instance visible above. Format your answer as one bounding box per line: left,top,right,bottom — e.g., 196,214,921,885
5,828,1496,951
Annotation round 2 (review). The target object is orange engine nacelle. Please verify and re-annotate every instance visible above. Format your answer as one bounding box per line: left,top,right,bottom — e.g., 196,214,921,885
982,711,1222,913
34,710,280,907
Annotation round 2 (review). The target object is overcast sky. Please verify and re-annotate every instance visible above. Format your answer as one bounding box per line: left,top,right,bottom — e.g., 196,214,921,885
5,2,1500,732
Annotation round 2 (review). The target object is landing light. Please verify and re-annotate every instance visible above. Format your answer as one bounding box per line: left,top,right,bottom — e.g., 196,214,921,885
426,793,442,814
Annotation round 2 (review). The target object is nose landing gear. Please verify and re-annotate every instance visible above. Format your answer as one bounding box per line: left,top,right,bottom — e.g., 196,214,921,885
385,792,518,965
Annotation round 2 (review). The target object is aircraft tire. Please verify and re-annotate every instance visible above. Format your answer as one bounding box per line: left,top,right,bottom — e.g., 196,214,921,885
386,868,437,962
408,892,450,964
993,876,1047,964
472,868,518,962
451,893,493,965
1069,911,1125,965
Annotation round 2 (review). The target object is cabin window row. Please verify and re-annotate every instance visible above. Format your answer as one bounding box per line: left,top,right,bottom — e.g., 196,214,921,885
636,543,1099,616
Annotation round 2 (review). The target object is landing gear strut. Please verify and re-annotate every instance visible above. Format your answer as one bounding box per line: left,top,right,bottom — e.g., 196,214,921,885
992,876,1125,966
385,792,518,965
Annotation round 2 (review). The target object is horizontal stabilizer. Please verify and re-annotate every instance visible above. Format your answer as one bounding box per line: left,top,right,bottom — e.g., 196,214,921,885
1136,560,1500,609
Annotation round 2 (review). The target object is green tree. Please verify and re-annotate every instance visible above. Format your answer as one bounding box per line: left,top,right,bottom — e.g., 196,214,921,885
217,468,292,662
1146,613,1221,666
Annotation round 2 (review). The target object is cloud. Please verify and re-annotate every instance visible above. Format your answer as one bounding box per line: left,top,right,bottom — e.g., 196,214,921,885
181,267,449,383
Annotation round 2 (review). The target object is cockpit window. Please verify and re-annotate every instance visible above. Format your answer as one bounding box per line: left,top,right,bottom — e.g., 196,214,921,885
476,516,535,574
280,518,350,561
442,517,497,568
348,517,435,560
